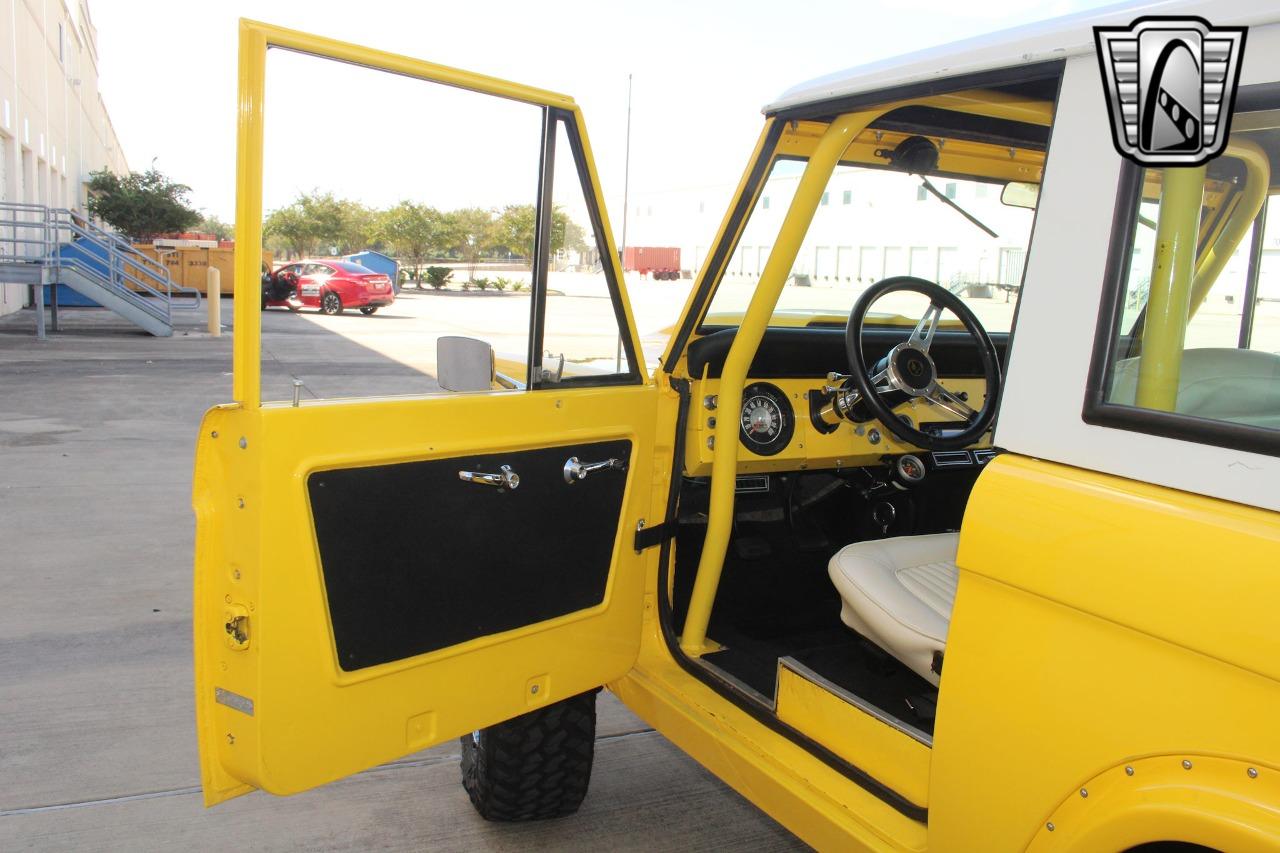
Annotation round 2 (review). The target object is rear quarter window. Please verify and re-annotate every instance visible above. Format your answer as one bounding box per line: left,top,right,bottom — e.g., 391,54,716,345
1084,92,1280,457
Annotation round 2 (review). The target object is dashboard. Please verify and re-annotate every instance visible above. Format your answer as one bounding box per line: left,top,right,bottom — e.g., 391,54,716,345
682,327,1006,477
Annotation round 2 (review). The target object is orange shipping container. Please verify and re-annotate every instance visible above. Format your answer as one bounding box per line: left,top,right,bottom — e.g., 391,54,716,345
622,246,680,272
132,245,273,296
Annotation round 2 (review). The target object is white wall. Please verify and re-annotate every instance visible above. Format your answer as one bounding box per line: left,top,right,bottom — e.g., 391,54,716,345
0,0,127,315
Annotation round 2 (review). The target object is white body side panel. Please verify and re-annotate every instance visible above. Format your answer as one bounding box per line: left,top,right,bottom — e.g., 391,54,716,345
995,39,1280,513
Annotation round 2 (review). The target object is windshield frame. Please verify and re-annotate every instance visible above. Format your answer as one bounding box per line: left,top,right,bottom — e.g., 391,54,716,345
659,60,1065,375
697,153,1032,335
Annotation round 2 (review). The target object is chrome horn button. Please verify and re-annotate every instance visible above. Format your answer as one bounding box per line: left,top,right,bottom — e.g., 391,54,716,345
886,343,937,395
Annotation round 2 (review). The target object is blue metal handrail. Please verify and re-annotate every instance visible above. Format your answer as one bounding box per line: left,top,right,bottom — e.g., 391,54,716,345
0,203,202,333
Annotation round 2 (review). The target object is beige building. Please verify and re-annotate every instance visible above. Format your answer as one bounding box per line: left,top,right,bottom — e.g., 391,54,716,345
0,0,127,316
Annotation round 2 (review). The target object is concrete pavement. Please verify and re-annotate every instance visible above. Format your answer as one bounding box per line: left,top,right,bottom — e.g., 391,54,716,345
0,299,805,851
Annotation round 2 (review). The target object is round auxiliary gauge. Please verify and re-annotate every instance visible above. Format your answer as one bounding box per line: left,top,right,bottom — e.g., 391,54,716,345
896,453,927,484
738,382,794,457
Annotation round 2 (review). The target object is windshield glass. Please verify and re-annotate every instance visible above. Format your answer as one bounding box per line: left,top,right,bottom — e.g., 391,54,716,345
703,158,1037,333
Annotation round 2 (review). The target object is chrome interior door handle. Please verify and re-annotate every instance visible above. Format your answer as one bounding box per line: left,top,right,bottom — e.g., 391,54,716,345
458,464,520,490
563,457,625,484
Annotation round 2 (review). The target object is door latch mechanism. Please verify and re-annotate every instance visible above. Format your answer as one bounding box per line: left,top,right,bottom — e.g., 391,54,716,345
224,604,250,650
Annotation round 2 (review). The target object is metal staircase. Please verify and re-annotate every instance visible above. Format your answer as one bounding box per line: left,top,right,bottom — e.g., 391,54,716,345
0,202,201,338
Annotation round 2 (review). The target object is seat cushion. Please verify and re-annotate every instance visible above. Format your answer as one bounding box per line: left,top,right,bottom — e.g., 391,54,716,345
827,532,960,686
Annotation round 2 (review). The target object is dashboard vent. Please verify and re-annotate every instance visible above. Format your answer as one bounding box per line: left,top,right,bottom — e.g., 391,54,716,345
735,475,770,493
973,449,997,465
930,451,972,468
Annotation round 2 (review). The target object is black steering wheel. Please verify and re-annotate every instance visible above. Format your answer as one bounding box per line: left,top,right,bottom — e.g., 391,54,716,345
844,276,1001,451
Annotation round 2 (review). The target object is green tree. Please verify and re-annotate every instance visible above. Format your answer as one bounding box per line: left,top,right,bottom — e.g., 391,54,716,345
86,167,201,241
196,213,233,240
263,191,372,259
263,203,314,258
296,191,348,253
340,202,379,254
562,218,589,255
377,201,443,274
442,207,497,274
493,204,535,259
492,204,572,259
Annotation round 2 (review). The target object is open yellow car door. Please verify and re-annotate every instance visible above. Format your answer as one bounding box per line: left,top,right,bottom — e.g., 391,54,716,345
193,20,656,806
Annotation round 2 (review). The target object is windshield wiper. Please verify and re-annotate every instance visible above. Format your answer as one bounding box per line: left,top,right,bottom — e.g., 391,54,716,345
919,176,998,239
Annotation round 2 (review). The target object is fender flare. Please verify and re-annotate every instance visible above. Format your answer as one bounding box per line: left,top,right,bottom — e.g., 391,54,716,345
1026,754,1280,851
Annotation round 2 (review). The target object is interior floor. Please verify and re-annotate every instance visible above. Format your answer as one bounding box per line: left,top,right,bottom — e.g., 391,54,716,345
671,464,979,738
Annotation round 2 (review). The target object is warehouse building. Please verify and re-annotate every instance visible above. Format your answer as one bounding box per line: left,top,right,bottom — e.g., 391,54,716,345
627,167,1034,289
0,0,127,317
628,163,1276,304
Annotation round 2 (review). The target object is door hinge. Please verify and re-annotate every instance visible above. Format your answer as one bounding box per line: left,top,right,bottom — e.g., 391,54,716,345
634,520,673,553
224,604,250,650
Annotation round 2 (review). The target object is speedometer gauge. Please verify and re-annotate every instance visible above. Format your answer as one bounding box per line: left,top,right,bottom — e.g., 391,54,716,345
738,383,795,457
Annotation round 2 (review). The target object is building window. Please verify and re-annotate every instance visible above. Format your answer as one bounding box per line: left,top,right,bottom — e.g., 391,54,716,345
916,185,927,201
842,190,852,205
58,23,64,64
763,197,770,210
698,201,705,213
820,192,829,206
945,182,957,199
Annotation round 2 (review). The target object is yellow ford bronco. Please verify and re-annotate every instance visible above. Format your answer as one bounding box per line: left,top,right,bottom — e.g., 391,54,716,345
193,3,1280,849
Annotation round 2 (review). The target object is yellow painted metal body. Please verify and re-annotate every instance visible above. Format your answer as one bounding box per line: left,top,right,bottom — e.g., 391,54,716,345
196,20,1280,852
228,19,646,407
194,388,659,804
931,454,1280,850
194,19,656,806
682,376,987,477
614,519,931,851
776,662,931,809
615,451,1280,850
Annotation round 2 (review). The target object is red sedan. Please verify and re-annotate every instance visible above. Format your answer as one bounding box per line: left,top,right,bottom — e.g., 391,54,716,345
266,259,395,315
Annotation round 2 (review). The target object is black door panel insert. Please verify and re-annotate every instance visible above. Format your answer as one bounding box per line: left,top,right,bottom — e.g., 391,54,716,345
308,439,633,671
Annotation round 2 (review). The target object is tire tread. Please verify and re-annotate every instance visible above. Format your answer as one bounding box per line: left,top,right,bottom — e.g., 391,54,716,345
459,690,596,821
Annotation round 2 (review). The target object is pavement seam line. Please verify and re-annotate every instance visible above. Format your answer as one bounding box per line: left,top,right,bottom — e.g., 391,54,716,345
0,727,659,816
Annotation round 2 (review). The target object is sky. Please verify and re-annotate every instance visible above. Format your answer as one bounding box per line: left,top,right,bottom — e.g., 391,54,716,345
91,0,1118,231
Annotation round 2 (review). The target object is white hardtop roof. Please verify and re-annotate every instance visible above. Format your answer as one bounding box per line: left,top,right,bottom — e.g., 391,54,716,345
767,0,1273,114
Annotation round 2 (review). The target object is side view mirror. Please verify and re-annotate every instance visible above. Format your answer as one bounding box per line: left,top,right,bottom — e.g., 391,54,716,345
1001,181,1040,210
437,335,495,392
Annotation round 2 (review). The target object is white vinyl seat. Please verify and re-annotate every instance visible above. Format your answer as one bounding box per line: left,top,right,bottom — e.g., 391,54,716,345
827,532,960,686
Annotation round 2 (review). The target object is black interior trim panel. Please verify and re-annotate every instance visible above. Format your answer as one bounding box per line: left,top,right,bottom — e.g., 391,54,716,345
687,326,1010,380
309,439,632,671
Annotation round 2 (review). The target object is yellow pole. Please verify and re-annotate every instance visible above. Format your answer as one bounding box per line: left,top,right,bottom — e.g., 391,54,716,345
680,112,873,657
207,267,221,337
1135,165,1205,412
232,21,267,407
1188,139,1270,315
